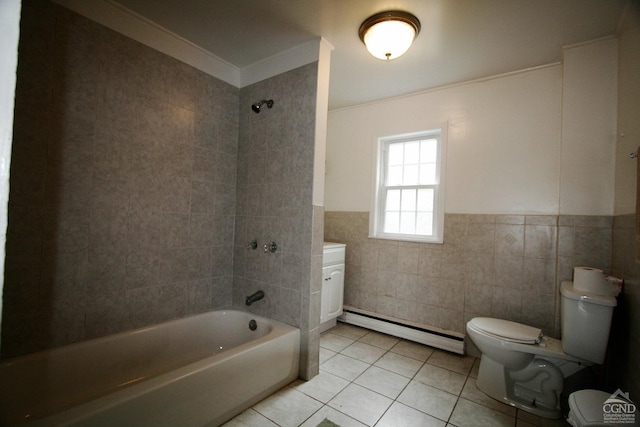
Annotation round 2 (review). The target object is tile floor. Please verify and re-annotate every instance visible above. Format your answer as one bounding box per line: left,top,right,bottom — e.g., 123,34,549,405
223,323,572,427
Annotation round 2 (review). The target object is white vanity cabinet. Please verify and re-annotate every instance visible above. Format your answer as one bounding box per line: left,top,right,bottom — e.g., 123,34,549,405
321,242,346,331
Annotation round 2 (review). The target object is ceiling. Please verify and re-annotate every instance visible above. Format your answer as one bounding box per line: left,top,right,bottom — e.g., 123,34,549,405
112,0,631,110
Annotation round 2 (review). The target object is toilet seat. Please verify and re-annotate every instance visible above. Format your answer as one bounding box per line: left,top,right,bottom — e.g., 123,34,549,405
469,318,542,344
467,317,588,363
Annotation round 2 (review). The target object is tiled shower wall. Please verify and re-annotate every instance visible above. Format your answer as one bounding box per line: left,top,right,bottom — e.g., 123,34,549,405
2,1,239,358
234,64,323,379
324,211,613,337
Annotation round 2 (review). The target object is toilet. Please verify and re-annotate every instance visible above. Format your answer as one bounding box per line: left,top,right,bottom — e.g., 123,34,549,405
567,389,611,427
466,281,617,419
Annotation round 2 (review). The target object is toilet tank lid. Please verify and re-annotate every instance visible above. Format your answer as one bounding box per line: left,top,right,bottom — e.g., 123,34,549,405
561,282,617,307
469,317,542,344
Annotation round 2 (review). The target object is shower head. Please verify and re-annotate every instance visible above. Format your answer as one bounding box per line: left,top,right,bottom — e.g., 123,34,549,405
251,99,274,113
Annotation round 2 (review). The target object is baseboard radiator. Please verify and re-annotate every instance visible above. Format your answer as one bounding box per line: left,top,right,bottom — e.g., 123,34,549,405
338,306,466,355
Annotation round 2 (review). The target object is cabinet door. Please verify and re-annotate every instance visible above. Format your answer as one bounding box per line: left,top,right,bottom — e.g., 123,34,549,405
321,263,345,323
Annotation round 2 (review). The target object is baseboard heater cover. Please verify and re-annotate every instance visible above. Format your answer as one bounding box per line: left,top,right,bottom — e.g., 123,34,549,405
338,307,465,355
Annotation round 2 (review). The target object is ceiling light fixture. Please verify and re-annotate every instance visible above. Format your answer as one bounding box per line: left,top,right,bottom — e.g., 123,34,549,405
359,10,421,61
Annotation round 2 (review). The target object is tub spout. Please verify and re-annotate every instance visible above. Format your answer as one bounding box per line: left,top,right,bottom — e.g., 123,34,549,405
245,290,264,306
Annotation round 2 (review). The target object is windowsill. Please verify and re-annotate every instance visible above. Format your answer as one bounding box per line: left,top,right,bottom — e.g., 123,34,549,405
368,233,444,244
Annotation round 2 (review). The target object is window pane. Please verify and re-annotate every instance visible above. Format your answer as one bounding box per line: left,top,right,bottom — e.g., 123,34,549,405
401,189,416,211
386,189,400,211
400,212,416,234
417,188,434,211
403,165,418,185
384,212,400,233
416,212,433,235
387,165,403,185
388,144,403,166
404,142,420,164
419,164,436,184
377,131,442,241
420,139,437,162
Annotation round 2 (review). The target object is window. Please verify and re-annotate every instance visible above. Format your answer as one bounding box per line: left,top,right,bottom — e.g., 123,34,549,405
370,129,446,243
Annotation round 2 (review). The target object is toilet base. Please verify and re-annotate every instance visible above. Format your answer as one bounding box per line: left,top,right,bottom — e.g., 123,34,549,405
476,354,563,419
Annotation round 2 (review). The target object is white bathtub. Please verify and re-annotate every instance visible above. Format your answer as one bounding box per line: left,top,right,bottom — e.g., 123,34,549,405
0,310,300,426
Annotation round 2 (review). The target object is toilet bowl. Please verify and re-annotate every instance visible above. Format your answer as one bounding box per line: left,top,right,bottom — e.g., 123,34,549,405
467,317,590,419
466,281,617,419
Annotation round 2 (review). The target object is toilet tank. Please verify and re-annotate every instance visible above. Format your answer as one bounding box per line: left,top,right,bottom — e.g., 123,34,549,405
560,281,617,364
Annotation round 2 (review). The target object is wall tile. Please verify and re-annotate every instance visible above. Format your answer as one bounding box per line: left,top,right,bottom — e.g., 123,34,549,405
495,224,525,256
558,226,574,257
524,225,557,259
397,246,419,274
378,243,399,272
325,211,612,340
86,249,127,295
1,3,241,356
525,215,557,226
84,290,131,339
191,146,218,183
440,250,466,281
495,215,525,225
491,287,522,322
574,226,612,269
494,255,524,289
467,223,496,253
375,270,397,297
126,283,187,329
235,63,319,379
465,253,495,286
186,278,213,314
125,248,161,290
396,272,418,301
523,258,556,294
521,291,555,333
417,248,442,278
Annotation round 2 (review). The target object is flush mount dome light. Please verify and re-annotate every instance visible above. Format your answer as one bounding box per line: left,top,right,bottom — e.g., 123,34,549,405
359,10,421,60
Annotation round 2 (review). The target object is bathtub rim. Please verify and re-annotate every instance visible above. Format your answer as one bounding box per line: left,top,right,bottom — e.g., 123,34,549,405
1,308,301,426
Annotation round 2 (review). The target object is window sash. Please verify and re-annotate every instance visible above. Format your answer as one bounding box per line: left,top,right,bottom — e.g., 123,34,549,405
372,130,444,243
381,185,436,236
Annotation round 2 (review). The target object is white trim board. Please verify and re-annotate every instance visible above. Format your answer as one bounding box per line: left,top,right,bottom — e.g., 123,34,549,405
52,0,329,88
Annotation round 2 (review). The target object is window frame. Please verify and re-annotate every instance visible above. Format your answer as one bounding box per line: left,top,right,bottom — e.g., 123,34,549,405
370,128,447,243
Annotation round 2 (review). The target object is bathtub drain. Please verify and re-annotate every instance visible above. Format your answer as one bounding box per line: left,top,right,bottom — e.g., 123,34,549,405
249,319,257,331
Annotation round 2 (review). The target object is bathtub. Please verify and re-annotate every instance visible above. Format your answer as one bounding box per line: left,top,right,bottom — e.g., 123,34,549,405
0,310,300,426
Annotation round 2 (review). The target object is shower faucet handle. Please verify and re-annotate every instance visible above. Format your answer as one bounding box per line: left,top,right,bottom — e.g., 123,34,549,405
245,239,258,250
263,241,277,253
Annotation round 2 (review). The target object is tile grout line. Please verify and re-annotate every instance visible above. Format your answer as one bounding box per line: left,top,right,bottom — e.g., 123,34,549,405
320,329,468,426
245,325,566,427
256,324,564,427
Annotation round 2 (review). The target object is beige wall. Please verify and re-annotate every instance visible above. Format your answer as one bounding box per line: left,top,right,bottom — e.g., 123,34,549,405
560,38,618,216
615,21,640,215
326,39,618,216
326,65,563,214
